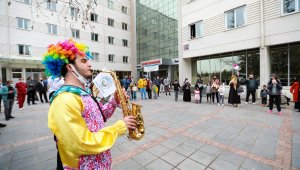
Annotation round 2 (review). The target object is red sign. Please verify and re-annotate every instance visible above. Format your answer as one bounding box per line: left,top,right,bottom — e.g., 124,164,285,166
141,59,161,67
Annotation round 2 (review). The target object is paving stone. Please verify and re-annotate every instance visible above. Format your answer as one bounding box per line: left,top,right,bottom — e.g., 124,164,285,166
217,151,245,166
114,158,143,170
241,159,272,170
161,151,186,166
199,144,222,156
12,148,37,161
177,158,206,170
132,151,158,166
183,139,204,150
148,144,170,157
173,143,195,157
145,158,174,170
189,150,215,166
209,158,239,170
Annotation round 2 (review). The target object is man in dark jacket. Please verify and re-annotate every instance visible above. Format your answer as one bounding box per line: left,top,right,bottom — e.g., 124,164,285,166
36,78,49,103
267,74,283,116
245,74,259,104
26,76,37,105
195,75,204,103
155,76,161,96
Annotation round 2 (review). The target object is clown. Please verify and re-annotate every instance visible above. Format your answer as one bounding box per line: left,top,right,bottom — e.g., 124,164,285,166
42,39,136,170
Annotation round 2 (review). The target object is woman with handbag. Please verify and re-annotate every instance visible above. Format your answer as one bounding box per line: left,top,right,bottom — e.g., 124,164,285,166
228,75,241,107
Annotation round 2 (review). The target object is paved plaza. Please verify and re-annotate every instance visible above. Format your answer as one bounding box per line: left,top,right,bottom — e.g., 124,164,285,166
0,93,300,170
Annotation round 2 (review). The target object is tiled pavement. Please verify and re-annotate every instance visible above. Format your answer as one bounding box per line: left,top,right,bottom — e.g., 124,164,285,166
0,93,300,170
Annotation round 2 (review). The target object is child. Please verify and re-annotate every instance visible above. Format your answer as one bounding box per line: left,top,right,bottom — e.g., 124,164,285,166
132,83,137,100
126,87,131,100
194,87,200,103
260,85,268,107
152,82,158,99
206,82,211,103
218,83,225,106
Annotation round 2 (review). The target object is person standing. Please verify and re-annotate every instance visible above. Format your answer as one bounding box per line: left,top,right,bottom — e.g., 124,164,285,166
245,74,259,104
290,78,299,109
36,78,49,103
0,79,2,113
183,78,191,102
155,76,161,96
26,76,37,105
260,85,268,107
164,77,171,96
211,76,220,104
172,80,180,102
195,76,204,103
160,77,165,94
218,83,225,107
0,80,16,120
267,74,283,116
42,39,136,169
138,77,147,99
15,77,27,110
206,82,212,103
228,75,241,107
146,78,152,99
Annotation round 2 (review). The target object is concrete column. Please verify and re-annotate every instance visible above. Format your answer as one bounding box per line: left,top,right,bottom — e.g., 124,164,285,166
260,47,271,86
179,58,192,84
167,65,172,80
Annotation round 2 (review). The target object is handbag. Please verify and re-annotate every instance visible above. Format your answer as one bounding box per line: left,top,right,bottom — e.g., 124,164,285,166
237,86,244,93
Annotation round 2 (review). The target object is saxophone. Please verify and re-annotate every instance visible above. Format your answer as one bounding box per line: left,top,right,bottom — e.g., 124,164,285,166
90,70,145,140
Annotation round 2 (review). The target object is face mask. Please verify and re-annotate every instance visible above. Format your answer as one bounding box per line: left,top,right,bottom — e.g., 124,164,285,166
69,64,88,86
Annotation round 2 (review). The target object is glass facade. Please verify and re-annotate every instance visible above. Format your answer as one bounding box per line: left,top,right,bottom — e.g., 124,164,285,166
136,0,178,64
270,42,300,86
191,49,260,85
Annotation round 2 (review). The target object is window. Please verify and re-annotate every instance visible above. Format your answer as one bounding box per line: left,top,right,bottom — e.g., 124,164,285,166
122,6,128,14
91,33,98,42
108,36,114,44
108,18,114,27
122,22,128,30
71,29,80,38
17,18,30,30
90,13,98,22
16,0,31,5
123,56,128,63
91,52,99,61
142,28,147,36
107,0,114,9
47,0,56,11
154,32,158,39
70,7,79,17
47,24,57,34
122,39,128,47
190,21,202,39
225,6,245,29
108,54,114,62
18,44,31,55
282,0,300,14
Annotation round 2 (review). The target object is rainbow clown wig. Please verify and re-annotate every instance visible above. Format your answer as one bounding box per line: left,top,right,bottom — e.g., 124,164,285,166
42,39,92,77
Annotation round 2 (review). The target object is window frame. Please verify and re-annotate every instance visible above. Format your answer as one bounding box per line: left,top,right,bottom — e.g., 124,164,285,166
123,56,129,63
17,18,30,30
108,18,114,27
122,22,128,30
46,0,57,11
18,44,31,55
71,28,80,38
91,33,99,42
108,54,115,62
189,20,203,39
47,23,57,35
16,0,31,5
225,5,246,30
108,36,114,44
90,13,98,22
107,0,114,9
121,6,128,14
122,39,128,47
70,7,79,17
91,52,99,61
281,0,300,15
